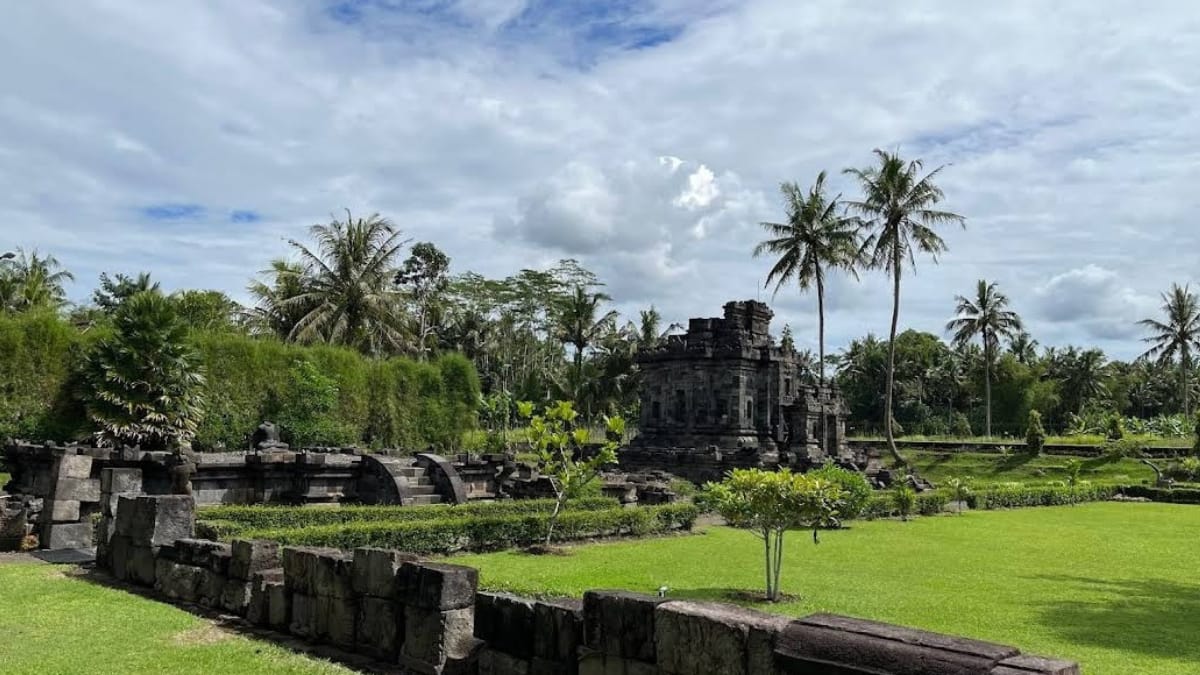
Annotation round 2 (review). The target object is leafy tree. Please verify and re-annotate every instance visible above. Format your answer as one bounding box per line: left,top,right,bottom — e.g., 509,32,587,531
845,150,965,465
246,259,315,339
170,290,242,332
0,249,74,313
754,172,860,384
806,464,871,520
1104,412,1125,441
395,242,451,360
703,468,843,601
92,272,158,313
518,400,619,546
893,486,917,521
554,286,618,385
1007,330,1039,365
82,290,205,449
276,211,410,355
1025,409,1046,456
1139,283,1200,416
275,359,355,447
946,280,1023,437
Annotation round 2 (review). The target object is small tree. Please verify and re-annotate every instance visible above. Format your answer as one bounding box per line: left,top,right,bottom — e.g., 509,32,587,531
946,476,972,514
703,468,843,602
1025,410,1046,456
893,486,917,521
518,400,619,545
83,290,205,449
1063,458,1083,487
1104,413,1125,441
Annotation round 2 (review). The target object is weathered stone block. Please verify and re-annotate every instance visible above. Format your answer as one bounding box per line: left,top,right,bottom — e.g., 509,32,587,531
268,582,291,629
775,613,1020,675
128,545,158,586
175,539,230,568
655,601,789,675
991,655,1081,675
126,496,195,547
290,593,323,639
58,454,93,479
155,559,204,602
326,594,359,649
475,592,536,659
197,567,226,607
479,648,531,675
246,570,284,625
55,477,101,503
42,520,92,550
402,605,477,671
357,596,401,661
220,578,253,615
531,657,576,675
583,590,667,663
100,467,142,495
313,550,355,599
352,547,417,597
282,546,344,596
107,533,133,578
230,539,281,581
533,598,583,664
403,561,478,611
49,499,80,522
578,650,659,675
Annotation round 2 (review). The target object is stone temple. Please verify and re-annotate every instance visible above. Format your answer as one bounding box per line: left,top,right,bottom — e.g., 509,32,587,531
621,300,851,482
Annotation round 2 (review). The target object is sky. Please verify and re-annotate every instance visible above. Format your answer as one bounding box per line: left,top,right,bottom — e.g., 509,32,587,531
2,0,1199,360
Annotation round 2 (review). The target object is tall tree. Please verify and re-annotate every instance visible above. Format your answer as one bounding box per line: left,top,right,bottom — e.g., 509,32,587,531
0,249,74,313
1139,283,1200,415
754,172,860,384
278,211,410,355
844,150,965,465
554,286,618,386
1007,330,1039,365
395,242,451,360
946,280,1023,437
92,271,159,313
246,259,314,339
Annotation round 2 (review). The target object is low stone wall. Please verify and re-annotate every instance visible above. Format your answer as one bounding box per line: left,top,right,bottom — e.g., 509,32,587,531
100,495,1080,675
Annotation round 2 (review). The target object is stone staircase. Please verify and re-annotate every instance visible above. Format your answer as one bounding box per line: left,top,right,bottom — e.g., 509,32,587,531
393,460,443,506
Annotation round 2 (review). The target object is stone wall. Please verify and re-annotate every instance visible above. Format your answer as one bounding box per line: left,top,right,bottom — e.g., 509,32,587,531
101,495,1080,675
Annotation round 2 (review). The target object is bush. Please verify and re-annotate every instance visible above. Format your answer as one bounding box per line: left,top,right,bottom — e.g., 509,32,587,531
1120,485,1200,504
1104,413,1126,441
239,503,699,554
893,486,917,521
198,497,619,533
807,464,872,520
1025,410,1045,456
0,311,94,441
1167,456,1200,482
968,484,1116,509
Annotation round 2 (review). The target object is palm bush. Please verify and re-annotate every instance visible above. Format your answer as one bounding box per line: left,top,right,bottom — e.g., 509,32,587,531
82,291,205,449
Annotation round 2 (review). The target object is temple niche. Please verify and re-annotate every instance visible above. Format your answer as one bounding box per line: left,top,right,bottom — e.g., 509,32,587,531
623,300,851,481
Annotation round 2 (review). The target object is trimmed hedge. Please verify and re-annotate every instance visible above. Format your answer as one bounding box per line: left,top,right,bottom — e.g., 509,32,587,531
1120,485,1200,504
236,503,699,554
862,491,948,519
0,312,480,450
198,497,619,533
859,483,1117,519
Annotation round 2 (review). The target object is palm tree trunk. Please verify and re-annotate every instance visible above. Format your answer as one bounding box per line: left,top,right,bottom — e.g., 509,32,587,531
1182,349,1191,417
985,343,992,438
885,255,907,466
816,268,826,386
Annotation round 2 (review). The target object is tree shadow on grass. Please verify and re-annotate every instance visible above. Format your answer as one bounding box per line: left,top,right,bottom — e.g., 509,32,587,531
993,453,1037,474
1026,575,1200,662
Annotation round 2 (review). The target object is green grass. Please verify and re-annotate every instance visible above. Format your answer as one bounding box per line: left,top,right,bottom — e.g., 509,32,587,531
0,563,351,675
0,472,9,489
907,450,1155,486
455,503,1200,675
851,433,1193,447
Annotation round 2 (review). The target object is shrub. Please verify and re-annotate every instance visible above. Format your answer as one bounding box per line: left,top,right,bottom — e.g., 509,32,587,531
1104,413,1126,441
1168,456,1200,482
275,359,356,447
82,291,205,449
1120,485,1200,504
1025,410,1045,456
968,484,1116,509
893,486,917,521
0,310,92,441
198,497,619,531
239,503,698,554
807,464,872,520
945,476,972,514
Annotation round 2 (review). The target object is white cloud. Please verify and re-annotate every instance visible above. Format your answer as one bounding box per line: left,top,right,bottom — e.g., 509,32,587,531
1,0,1198,360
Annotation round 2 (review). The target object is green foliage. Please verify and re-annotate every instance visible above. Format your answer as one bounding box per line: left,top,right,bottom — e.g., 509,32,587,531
967,484,1116,509
806,464,872,520
892,486,917,521
275,359,357,447
82,291,205,449
1104,412,1126,441
198,497,618,535
0,310,91,440
1062,458,1083,487
519,400,620,544
1169,456,1200,482
242,503,698,554
945,476,972,513
1194,410,1200,454
1025,410,1046,456
1120,485,1200,504
703,468,843,600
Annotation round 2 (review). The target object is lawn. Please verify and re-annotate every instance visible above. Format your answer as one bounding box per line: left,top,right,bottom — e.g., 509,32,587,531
0,562,352,675
907,450,1155,486
456,502,1200,675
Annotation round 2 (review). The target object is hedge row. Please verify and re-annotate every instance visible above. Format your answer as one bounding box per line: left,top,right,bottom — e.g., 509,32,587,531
862,492,948,519
858,483,1117,519
0,312,480,450
236,503,700,554
198,497,619,532
1119,485,1200,504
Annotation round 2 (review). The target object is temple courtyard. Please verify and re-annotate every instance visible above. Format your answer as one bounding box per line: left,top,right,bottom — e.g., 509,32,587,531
0,501,1193,675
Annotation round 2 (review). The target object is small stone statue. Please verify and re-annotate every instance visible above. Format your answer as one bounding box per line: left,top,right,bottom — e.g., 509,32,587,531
166,448,196,496
251,421,288,452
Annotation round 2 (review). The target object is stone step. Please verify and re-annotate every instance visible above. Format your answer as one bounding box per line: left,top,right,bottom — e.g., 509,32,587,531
406,494,442,506
408,484,437,496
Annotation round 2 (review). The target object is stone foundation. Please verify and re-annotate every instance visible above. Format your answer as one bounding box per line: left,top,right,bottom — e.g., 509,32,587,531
98,495,1080,675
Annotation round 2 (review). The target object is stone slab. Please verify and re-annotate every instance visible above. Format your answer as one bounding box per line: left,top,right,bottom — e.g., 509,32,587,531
403,561,478,611
991,655,1081,675
352,547,417,597
230,539,281,581
58,454,93,479
583,590,667,663
655,600,789,675
476,592,536,659
402,605,476,670
44,521,93,550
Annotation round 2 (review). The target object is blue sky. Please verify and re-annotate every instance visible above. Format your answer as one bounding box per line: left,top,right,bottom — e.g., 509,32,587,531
2,0,1199,359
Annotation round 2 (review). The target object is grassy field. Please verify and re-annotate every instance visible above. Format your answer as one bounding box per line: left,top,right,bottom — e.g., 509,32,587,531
0,562,351,675
907,450,1155,486
456,503,1200,675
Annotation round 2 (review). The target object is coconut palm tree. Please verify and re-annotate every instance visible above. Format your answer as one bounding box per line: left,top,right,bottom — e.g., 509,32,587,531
754,172,860,384
844,150,965,465
1139,283,1200,415
946,280,1023,437
554,286,619,382
277,211,410,355
0,248,74,312
1007,330,1039,365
